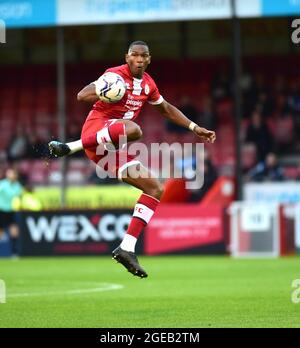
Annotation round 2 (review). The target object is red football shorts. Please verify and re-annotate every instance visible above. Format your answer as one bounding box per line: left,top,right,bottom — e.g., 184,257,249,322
81,111,138,179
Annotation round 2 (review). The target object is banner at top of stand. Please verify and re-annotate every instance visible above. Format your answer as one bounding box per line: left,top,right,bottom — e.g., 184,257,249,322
261,0,300,17
1,0,300,28
0,0,56,28
57,0,232,25
236,0,300,18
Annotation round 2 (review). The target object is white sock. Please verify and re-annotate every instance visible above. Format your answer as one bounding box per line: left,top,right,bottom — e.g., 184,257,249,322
66,139,83,154
120,234,137,253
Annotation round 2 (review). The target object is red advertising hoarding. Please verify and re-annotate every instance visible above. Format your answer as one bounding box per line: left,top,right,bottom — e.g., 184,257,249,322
145,205,225,255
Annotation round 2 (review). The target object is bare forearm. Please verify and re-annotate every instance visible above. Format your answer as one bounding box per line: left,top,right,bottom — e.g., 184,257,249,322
77,83,99,104
155,100,216,143
159,102,192,129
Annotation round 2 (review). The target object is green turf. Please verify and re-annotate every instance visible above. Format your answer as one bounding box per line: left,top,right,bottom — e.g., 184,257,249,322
0,256,299,328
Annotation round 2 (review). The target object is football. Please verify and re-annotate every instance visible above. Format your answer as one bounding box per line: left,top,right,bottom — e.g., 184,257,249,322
95,72,126,103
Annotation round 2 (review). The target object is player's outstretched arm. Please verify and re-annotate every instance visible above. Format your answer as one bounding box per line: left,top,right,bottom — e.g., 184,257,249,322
154,100,216,143
77,83,100,104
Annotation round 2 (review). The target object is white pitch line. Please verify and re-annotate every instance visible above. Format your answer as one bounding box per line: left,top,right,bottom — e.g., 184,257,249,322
7,283,124,298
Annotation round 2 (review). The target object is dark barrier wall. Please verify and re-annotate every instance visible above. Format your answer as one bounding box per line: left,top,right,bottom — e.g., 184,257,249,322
18,206,226,256
19,210,134,256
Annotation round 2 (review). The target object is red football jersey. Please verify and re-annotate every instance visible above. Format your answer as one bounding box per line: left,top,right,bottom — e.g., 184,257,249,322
88,64,163,121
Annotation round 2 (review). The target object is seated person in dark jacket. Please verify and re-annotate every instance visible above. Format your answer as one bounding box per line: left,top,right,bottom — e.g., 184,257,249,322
176,149,218,202
189,158,218,202
247,152,285,182
245,111,274,161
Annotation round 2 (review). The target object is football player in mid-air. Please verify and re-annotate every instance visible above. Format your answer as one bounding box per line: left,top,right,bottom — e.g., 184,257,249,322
49,41,216,278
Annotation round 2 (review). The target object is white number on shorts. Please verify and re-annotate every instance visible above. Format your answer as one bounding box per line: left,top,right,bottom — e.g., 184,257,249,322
123,111,134,120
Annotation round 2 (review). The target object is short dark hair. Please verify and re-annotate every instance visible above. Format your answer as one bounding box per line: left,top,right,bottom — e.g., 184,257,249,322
128,40,149,51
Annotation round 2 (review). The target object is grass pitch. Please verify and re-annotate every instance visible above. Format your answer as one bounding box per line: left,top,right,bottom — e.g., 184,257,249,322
0,256,299,328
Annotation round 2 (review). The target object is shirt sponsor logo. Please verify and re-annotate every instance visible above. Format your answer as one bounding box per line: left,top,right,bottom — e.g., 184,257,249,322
125,98,143,108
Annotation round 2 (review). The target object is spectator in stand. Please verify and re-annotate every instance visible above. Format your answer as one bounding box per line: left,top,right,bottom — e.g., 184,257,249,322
245,111,274,161
166,95,198,134
243,73,267,118
255,91,274,119
287,80,300,131
211,69,232,101
240,68,255,118
27,134,49,159
275,93,292,118
189,156,218,202
0,168,23,257
247,152,285,182
287,81,300,114
199,96,216,131
6,127,30,162
175,148,218,202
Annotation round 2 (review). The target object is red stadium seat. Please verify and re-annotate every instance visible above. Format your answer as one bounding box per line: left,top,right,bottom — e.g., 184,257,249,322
28,160,49,185
241,143,257,170
282,166,300,180
273,117,295,144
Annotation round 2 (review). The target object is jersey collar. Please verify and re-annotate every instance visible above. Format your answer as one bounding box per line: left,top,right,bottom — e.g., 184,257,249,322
125,64,143,82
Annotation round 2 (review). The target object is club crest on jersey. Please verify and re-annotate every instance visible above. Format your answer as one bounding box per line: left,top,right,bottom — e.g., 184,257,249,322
145,84,150,95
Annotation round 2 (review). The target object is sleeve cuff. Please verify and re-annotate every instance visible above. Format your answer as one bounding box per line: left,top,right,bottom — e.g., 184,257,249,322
148,95,164,105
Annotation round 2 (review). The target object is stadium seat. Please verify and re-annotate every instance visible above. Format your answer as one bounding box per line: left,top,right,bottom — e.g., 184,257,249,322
66,170,85,185
282,166,300,180
241,143,257,170
273,117,295,145
28,160,49,185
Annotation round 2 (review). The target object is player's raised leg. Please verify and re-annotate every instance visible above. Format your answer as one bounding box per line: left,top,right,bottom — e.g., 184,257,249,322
48,119,142,157
112,163,163,278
